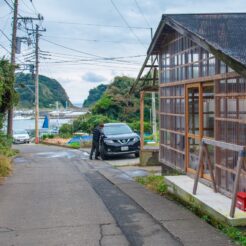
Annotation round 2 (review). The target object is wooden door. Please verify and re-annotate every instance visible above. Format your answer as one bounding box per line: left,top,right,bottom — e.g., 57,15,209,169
185,83,215,177
186,84,202,174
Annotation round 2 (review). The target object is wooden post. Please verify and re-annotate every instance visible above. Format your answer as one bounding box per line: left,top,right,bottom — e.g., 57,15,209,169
204,144,217,193
35,25,39,144
140,91,144,150
193,142,204,195
7,0,19,137
192,138,246,218
230,150,245,218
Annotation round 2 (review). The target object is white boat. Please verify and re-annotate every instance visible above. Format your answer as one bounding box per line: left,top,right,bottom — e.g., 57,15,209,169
13,115,32,120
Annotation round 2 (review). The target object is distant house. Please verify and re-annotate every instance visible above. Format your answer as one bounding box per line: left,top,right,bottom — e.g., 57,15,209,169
137,13,246,196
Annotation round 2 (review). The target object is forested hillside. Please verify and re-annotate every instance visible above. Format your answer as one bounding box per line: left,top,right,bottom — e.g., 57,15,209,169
83,84,107,108
15,73,73,108
60,76,153,134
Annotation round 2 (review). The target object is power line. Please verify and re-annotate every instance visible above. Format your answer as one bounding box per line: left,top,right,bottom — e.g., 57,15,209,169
43,60,140,68
42,35,148,45
110,0,146,48
30,0,39,14
3,0,13,10
40,56,142,66
40,61,140,71
0,44,11,54
48,51,145,60
26,52,143,66
0,11,13,19
45,20,149,30
20,0,39,15
0,29,12,43
41,38,103,58
133,0,151,28
0,44,24,63
20,0,36,14
37,51,143,67
41,38,146,61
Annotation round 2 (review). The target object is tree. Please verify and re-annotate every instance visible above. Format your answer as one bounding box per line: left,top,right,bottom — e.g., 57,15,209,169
0,59,18,128
83,84,107,108
15,73,72,108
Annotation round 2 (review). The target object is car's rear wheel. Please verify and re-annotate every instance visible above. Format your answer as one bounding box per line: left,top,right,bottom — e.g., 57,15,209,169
135,152,139,158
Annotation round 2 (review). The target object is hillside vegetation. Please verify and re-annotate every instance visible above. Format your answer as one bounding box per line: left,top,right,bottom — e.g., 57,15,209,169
15,73,72,108
60,76,153,135
83,84,107,108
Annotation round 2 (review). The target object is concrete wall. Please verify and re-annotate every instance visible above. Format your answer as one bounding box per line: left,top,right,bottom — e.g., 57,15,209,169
140,149,161,166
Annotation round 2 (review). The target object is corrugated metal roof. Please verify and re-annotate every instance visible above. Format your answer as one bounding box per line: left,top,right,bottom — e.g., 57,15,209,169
164,13,246,66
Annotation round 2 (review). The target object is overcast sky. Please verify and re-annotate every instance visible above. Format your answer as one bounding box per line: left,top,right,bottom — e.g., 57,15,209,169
1,0,246,104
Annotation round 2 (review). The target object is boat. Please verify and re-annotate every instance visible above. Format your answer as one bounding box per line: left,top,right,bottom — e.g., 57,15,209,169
13,115,32,120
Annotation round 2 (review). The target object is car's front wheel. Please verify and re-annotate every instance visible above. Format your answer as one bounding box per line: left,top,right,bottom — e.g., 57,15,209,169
135,152,140,158
100,145,107,160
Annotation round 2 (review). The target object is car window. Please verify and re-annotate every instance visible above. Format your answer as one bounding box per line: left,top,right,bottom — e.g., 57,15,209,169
103,125,132,135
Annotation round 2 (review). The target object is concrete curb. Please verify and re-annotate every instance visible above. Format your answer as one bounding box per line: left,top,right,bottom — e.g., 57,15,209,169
41,142,79,150
97,166,235,246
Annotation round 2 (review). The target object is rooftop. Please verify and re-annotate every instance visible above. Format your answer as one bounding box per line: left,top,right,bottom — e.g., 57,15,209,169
149,13,246,76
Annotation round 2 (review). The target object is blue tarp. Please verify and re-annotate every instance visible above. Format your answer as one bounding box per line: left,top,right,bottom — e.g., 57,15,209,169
67,135,92,144
42,115,49,129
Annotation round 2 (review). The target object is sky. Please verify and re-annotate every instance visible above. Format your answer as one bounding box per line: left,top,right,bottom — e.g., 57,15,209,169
1,0,246,105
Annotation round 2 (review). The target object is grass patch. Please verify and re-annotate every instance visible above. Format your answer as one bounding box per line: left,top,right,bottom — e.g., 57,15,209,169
0,155,12,177
135,174,246,245
135,175,168,196
67,142,80,149
0,148,19,157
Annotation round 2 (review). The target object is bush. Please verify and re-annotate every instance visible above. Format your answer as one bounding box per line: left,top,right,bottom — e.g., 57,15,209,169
42,134,48,140
42,134,54,140
72,114,113,133
0,155,12,177
59,123,73,138
128,121,151,133
0,133,17,157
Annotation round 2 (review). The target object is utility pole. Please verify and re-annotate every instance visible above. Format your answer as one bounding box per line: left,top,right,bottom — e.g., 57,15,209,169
150,28,157,142
35,25,39,144
7,0,19,137
34,24,45,144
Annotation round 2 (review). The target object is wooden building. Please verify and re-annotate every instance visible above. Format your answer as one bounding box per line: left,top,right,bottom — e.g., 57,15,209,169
135,14,246,196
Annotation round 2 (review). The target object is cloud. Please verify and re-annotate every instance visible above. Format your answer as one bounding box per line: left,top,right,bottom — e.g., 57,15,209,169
82,72,107,83
2,0,246,104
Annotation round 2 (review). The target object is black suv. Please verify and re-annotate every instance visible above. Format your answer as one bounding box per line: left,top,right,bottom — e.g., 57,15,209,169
99,123,140,160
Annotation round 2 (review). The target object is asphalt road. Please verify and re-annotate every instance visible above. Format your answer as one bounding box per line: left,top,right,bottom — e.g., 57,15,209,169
0,144,182,246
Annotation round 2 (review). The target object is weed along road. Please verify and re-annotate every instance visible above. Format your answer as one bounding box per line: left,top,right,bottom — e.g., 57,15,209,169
0,145,234,246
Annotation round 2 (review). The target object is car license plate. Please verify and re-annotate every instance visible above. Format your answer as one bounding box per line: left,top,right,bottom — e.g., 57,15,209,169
121,146,129,151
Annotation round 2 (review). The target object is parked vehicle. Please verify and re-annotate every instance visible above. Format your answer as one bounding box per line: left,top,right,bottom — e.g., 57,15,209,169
13,130,30,144
99,123,140,160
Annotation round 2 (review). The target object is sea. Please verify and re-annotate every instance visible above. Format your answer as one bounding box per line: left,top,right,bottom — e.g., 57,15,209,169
4,118,72,132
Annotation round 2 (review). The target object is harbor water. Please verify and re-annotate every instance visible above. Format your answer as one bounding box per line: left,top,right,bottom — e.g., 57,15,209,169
12,118,71,131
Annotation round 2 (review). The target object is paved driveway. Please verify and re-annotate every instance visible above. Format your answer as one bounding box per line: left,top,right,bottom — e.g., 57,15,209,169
0,144,181,246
